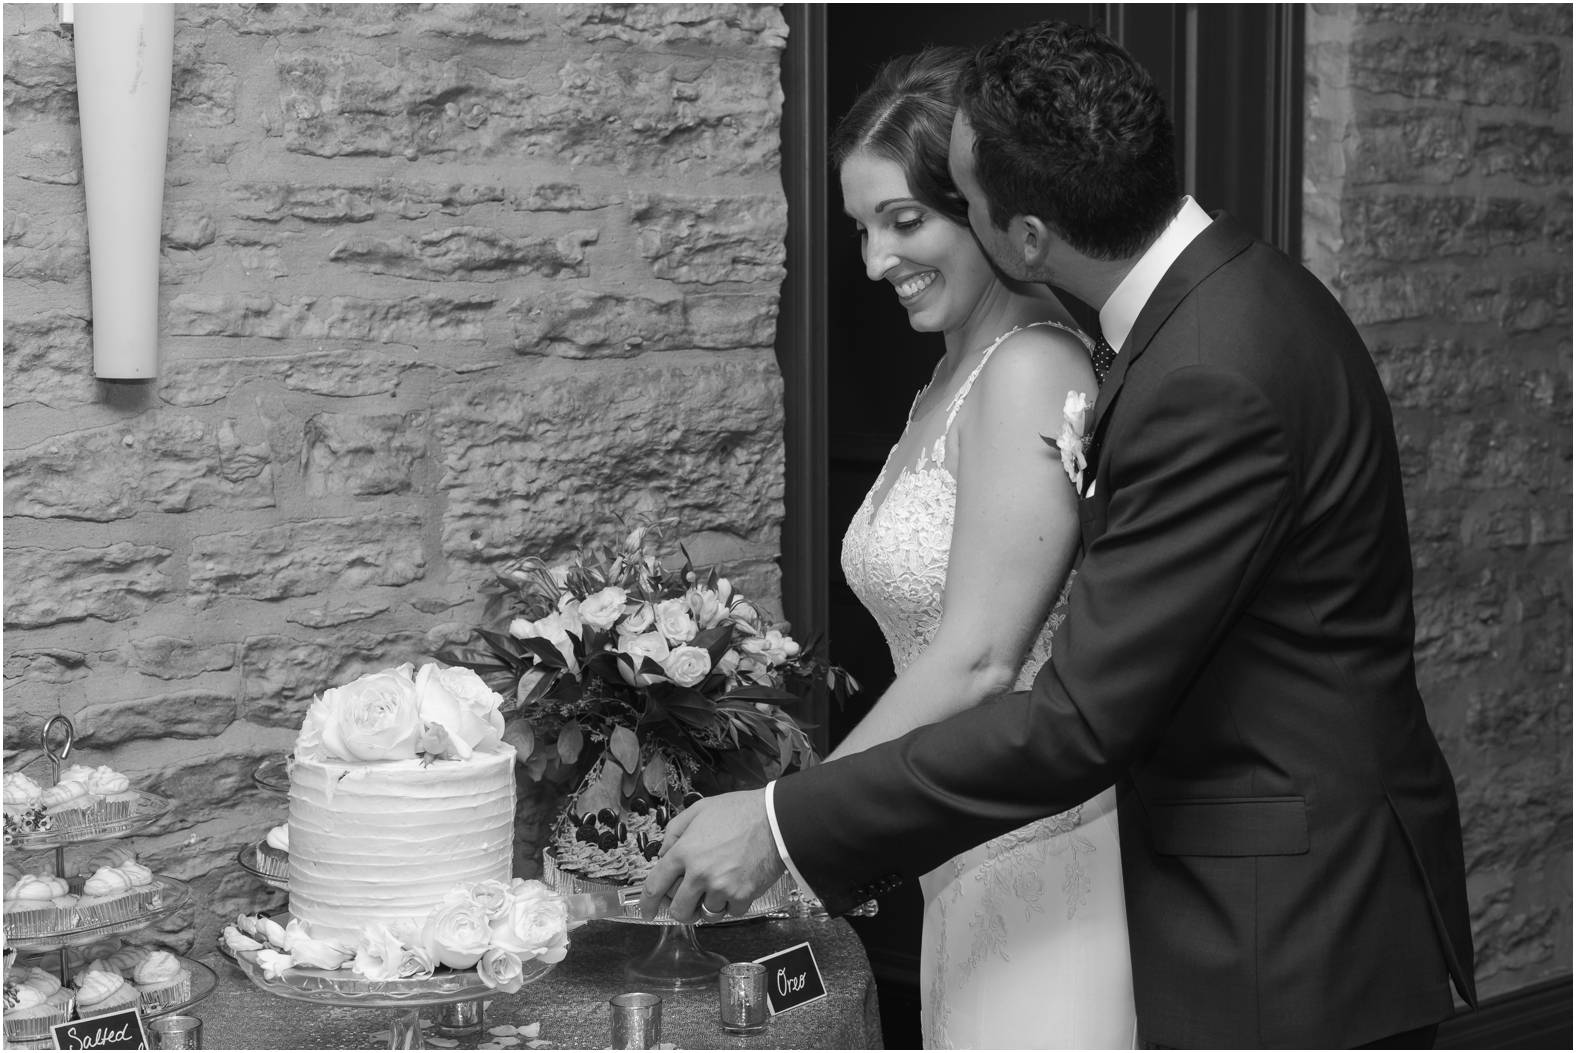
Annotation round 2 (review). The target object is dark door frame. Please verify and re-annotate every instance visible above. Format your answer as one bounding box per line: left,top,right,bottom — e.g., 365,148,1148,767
776,3,829,747
775,4,1305,752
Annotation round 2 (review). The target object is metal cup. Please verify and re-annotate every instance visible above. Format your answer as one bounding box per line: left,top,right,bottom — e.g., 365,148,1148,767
147,1014,204,1050
609,991,663,1049
435,999,484,1036
718,961,768,1035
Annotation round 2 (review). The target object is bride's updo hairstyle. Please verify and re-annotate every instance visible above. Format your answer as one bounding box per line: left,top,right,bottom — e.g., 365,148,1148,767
830,47,972,226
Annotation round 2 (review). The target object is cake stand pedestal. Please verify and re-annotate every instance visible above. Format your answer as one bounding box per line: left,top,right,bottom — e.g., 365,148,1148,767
620,921,730,990
222,935,553,1050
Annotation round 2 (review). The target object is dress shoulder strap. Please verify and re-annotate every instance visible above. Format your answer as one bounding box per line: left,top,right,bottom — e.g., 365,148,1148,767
941,320,1089,432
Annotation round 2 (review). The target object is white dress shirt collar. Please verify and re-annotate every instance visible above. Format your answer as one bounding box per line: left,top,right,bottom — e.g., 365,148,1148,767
1097,196,1214,354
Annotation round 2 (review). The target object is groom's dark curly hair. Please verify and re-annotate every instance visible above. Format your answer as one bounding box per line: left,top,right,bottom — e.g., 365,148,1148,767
958,21,1181,260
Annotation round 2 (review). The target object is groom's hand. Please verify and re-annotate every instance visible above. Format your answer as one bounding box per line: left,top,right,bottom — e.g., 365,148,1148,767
638,788,786,923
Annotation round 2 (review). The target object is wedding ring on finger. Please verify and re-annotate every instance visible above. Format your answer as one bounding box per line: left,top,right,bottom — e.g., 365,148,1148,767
699,901,728,921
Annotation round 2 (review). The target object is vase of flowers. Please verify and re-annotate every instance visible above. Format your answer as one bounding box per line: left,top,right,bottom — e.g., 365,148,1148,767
437,517,857,889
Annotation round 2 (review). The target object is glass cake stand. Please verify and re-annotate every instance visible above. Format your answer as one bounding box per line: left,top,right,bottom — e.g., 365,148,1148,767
542,852,797,990
222,925,554,1050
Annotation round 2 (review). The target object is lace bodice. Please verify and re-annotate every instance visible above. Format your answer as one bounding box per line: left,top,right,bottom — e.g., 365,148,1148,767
838,320,1135,1050
840,321,1087,687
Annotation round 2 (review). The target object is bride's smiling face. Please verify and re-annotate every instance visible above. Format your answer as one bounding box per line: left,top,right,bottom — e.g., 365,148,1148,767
840,150,999,336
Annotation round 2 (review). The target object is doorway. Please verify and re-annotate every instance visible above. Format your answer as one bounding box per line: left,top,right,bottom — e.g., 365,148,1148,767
774,6,1304,1046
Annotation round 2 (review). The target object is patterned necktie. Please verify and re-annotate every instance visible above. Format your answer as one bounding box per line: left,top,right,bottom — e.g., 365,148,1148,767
1091,334,1117,385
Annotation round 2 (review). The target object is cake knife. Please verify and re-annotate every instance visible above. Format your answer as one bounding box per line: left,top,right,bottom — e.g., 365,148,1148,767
563,886,645,925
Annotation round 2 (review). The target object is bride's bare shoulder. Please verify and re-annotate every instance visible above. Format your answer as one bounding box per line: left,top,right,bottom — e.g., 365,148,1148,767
981,322,1098,392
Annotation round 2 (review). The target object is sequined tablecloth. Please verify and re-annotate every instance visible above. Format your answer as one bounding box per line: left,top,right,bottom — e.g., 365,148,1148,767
198,916,883,1050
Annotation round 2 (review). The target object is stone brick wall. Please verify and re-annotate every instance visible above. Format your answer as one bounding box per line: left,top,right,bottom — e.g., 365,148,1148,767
1305,4,1572,997
3,3,789,951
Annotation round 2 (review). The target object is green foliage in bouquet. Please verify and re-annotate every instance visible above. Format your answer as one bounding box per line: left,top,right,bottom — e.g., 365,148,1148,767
435,518,858,819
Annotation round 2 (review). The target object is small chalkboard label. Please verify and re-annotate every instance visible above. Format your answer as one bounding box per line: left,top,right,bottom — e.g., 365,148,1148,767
52,1006,148,1050
753,940,827,1016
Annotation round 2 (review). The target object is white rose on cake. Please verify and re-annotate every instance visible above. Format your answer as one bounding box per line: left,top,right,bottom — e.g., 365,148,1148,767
421,899,494,970
452,878,512,920
301,664,424,762
478,947,527,994
413,663,505,760
490,879,570,965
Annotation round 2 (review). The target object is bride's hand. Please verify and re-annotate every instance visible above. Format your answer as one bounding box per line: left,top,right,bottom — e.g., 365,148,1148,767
638,789,785,923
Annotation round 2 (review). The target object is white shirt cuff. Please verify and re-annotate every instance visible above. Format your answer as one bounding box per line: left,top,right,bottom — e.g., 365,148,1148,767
763,779,813,895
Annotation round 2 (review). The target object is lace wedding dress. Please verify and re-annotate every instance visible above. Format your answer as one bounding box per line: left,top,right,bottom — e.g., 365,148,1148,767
841,322,1137,1049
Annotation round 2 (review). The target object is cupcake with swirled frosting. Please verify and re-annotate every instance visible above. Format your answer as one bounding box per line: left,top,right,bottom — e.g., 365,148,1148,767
2,968,75,1042
74,969,138,1014
2,773,42,815
37,781,95,825
77,864,161,924
101,945,155,976
131,950,191,1013
2,874,75,937
82,767,137,821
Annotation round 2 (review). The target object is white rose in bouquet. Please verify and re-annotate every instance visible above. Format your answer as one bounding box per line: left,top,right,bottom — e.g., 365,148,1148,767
654,598,698,643
686,586,727,629
302,664,423,762
578,586,628,630
616,631,671,687
661,645,713,688
557,595,584,637
741,629,800,667
414,663,505,760
514,611,581,673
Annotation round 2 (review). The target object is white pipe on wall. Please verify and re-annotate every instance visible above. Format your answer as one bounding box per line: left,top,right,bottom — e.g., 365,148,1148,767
73,3,174,380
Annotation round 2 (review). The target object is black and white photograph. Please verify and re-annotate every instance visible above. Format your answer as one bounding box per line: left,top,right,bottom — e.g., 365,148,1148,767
2,4,1569,1050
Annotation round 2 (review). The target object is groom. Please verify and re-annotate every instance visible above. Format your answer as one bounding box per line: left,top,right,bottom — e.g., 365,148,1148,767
642,20,1476,1048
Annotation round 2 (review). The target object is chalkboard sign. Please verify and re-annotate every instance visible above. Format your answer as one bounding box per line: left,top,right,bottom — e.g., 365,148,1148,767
52,1006,148,1049
753,940,827,1016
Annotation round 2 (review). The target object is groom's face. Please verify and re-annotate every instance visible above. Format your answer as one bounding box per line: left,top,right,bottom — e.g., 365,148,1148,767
948,113,1029,282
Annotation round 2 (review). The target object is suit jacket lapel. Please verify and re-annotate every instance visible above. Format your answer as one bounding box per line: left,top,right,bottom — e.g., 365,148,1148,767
1086,214,1258,453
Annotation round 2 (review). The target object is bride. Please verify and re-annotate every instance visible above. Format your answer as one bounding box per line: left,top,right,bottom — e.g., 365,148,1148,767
829,48,1136,1049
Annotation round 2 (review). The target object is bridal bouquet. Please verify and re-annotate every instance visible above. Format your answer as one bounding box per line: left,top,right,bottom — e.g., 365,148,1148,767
436,516,856,883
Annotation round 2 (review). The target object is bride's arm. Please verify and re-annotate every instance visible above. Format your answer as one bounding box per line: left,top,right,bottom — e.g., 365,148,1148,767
829,329,1097,760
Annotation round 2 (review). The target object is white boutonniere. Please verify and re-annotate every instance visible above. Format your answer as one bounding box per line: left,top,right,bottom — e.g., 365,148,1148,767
1055,390,1092,492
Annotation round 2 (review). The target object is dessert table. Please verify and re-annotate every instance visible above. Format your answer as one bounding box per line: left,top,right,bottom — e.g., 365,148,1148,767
199,916,883,1049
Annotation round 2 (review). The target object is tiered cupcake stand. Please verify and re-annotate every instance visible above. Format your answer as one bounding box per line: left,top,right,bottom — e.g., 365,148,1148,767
5,716,216,1048
227,756,553,1050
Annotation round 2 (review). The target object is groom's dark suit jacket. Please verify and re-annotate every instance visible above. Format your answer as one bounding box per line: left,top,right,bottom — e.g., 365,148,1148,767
775,215,1477,1048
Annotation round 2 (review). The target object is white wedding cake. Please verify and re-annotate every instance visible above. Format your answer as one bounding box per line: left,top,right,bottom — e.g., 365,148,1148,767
286,663,515,945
